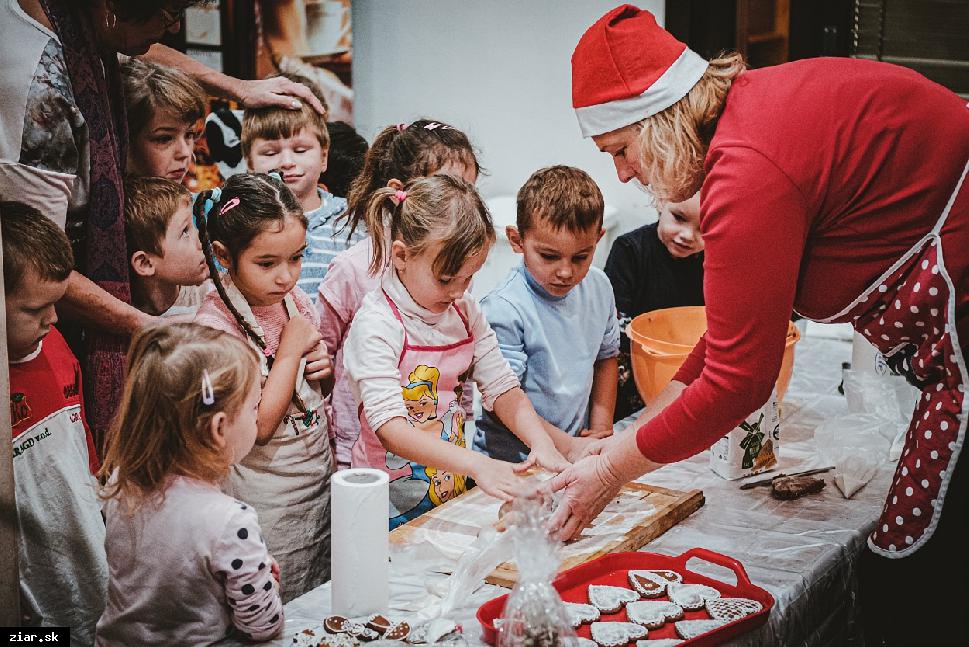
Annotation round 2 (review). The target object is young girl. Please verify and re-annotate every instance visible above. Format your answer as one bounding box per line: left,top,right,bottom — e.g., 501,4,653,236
343,174,573,528
96,323,283,645
193,172,333,602
318,118,482,469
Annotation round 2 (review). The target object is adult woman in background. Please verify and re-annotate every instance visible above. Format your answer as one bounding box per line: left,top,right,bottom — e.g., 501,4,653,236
0,0,323,444
549,6,968,645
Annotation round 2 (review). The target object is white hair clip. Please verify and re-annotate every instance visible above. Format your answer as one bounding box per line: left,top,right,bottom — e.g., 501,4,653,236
424,122,452,131
201,370,215,406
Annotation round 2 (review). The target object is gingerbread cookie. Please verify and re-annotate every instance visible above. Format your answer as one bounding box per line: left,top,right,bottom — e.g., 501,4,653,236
625,601,684,629
635,640,683,646
673,619,726,640
666,583,721,611
588,584,640,613
628,572,665,598
705,597,763,622
563,602,601,627
590,621,648,646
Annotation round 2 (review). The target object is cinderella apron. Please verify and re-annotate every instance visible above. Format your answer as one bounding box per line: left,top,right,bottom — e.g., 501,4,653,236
220,283,333,600
351,291,474,529
810,160,969,558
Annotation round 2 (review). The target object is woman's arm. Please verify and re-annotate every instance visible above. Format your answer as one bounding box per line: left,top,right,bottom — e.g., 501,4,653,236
142,44,325,114
60,271,154,334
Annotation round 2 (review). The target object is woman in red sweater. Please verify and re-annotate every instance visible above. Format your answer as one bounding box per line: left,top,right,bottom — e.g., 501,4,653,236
550,5,968,644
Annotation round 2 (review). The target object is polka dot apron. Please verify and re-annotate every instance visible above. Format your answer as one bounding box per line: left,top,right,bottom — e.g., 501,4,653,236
812,161,969,558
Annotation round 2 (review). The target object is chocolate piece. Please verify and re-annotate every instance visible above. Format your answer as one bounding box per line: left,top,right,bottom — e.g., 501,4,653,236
324,616,351,634
771,475,826,500
366,615,393,635
383,623,410,641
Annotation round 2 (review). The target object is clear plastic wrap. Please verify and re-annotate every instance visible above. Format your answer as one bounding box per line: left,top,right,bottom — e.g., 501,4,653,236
496,495,576,647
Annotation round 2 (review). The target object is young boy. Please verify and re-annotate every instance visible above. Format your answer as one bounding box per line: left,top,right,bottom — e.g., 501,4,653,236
124,176,210,320
2,202,106,645
604,192,704,420
121,58,206,183
474,166,621,462
243,102,366,298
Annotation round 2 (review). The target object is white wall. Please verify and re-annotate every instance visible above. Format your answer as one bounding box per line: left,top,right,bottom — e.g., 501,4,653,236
351,0,664,236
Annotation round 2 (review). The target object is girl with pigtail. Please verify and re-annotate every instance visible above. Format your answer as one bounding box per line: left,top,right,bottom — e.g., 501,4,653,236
318,118,483,469
192,172,333,602
343,174,572,529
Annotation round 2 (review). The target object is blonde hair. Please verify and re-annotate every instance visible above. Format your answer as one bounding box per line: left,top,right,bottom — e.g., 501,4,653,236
636,52,746,204
121,58,206,139
401,365,440,404
99,323,260,504
364,174,495,277
242,102,331,158
425,467,467,506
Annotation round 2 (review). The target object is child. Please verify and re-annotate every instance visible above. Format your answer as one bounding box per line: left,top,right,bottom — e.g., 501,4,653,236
243,102,364,297
320,121,368,198
95,323,283,645
124,176,211,319
343,174,575,529
3,202,106,645
318,118,481,469
603,192,704,420
121,58,206,182
193,172,334,602
475,166,621,462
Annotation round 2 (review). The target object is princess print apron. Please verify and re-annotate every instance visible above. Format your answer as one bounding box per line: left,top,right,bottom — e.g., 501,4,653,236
352,291,474,529
220,283,333,601
811,161,969,558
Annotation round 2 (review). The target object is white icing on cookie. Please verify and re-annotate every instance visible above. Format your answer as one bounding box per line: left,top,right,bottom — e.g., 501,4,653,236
705,597,763,622
626,601,685,628
666,583,721,610
588,584,640,613
563,602,601,627
635,640,684,647
591,621,648,646
628,571,666,597
674,619,727,640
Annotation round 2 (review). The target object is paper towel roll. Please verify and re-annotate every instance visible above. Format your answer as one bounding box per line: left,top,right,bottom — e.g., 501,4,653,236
331,468,389,616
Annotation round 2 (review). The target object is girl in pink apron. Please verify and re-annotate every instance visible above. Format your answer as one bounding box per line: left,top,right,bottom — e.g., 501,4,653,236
343,175,577,528
194,172,334,602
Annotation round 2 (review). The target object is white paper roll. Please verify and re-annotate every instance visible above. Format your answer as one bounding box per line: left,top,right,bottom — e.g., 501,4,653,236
330,468,389,616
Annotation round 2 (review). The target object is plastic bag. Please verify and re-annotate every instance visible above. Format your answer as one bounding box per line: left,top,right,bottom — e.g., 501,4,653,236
497,495,576,647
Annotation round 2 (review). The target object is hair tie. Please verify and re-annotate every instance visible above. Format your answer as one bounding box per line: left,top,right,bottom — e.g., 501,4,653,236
396,123,407,132
210,186,222,202
200,370,215,406
394,190,407,204
219,197,241,216
202,187,223,220
267,170,282,182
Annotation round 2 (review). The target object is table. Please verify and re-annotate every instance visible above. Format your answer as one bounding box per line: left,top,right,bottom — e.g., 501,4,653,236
220,333,896,646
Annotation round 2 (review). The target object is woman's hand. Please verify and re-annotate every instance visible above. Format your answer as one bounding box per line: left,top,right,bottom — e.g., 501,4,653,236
516,439,571,474
470,455,522,502
278,316,322,360
236,76,327,115
564,435,610,463
545,454,624,541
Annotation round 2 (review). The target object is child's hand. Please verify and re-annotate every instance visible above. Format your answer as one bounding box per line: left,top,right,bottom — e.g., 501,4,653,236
278,316,322,360
566,435,610,463
516,440,571,474
270,558,280,584
303,341,333,383
580,426,614,439
470,455,522,502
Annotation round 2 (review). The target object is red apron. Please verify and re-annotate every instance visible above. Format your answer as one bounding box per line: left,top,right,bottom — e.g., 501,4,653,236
812,161,969,557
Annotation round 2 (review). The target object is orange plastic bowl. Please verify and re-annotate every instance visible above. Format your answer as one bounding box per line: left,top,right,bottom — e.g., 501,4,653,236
628,306,800,405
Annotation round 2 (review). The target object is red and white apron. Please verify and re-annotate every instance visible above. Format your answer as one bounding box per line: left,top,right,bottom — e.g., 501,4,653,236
351,291,474,529
811,161,969,558
220,282,332,600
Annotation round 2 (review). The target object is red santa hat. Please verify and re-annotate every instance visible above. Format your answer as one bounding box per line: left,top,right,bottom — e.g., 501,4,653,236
572,5,709,138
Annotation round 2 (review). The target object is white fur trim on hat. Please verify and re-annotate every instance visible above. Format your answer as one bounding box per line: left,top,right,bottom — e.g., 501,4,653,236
575,48,709,138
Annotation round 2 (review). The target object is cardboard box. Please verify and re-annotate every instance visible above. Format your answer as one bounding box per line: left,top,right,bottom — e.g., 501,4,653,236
710,394,780,480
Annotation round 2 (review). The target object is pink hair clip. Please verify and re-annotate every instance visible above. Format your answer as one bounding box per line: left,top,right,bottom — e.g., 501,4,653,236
395,190,407,203
396,123,407,132
219,197,241,216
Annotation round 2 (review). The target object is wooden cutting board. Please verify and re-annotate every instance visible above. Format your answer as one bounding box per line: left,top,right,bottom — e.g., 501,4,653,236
389,479,704,588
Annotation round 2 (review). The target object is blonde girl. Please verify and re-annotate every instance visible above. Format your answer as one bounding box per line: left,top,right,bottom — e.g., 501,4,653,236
194,172,333,602
317,119,482,469
96,324,282,645
343,174,573,529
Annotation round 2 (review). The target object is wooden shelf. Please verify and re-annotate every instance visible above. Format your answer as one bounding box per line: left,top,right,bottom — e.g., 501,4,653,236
748,30,787,44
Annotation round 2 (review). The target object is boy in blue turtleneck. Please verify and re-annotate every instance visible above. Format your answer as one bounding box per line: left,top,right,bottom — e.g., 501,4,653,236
475,166,620,462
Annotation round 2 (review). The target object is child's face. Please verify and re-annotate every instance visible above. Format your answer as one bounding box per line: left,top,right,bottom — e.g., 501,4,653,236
657,193,703,258
508,218,604,298
392,239,489,314
221,378,261,464
247,128,328,207
216,216,307,307
127,108,198,183
137,202,208,287
5,270,68,360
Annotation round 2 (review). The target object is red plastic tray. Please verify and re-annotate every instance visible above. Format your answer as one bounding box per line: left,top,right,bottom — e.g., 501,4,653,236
477,549,774,646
